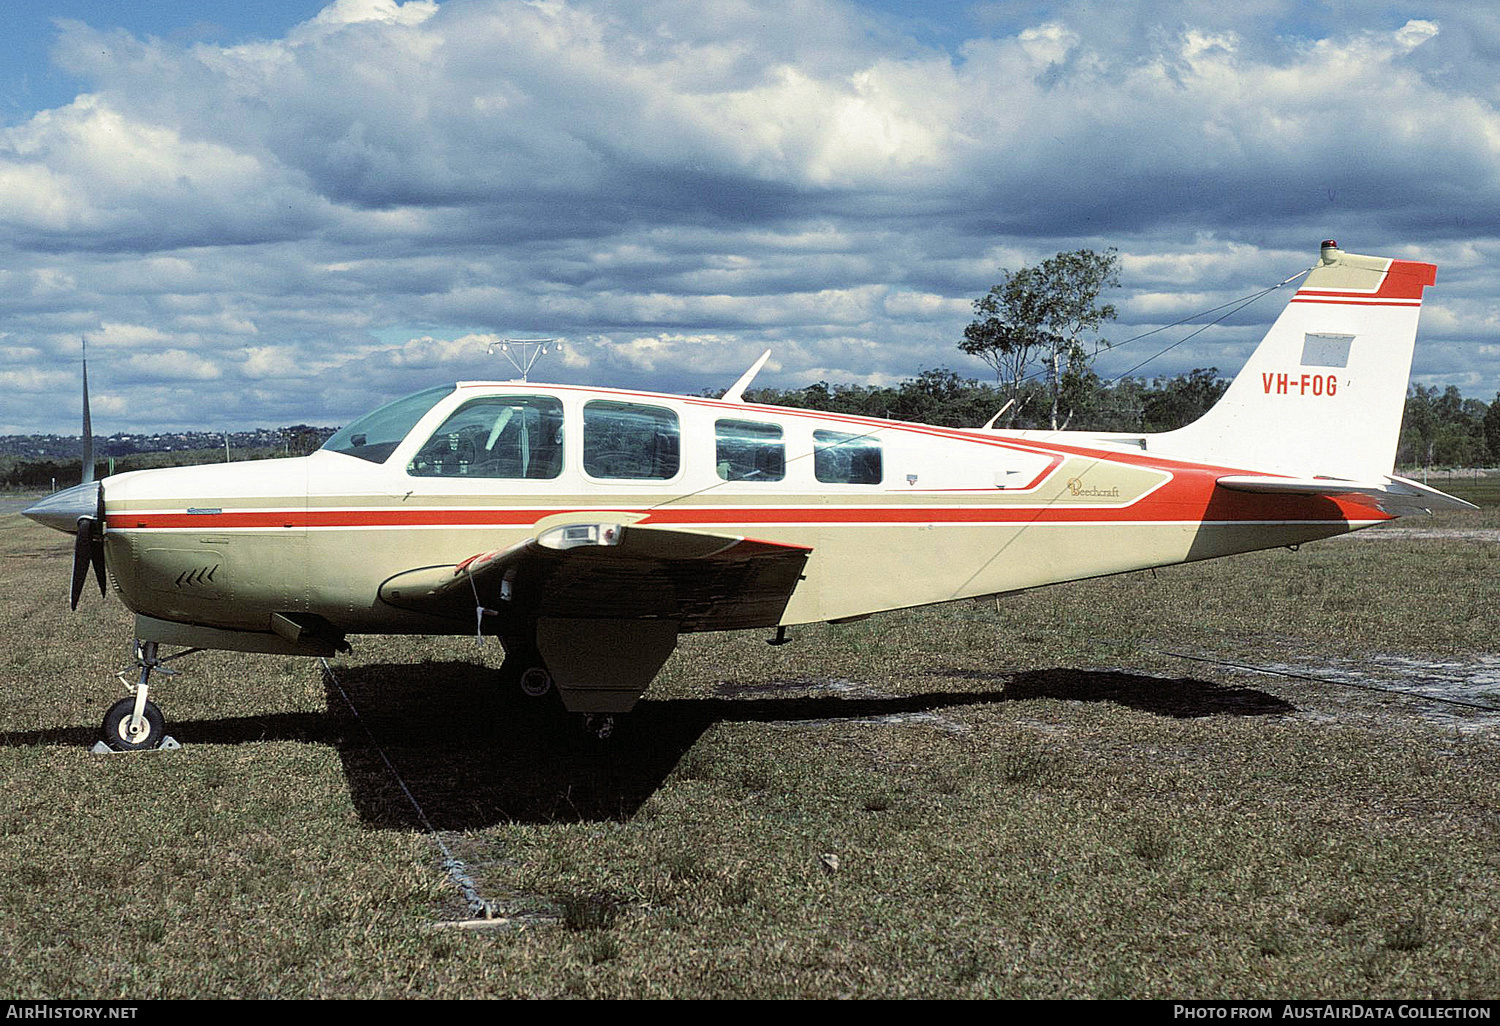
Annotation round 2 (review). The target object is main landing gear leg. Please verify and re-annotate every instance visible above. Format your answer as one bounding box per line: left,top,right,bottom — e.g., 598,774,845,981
96,640,194,753
581,714,615,741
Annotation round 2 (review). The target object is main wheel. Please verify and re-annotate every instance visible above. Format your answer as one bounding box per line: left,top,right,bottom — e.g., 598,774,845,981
499,643,553,698
101,697,165,751
518,666,553,698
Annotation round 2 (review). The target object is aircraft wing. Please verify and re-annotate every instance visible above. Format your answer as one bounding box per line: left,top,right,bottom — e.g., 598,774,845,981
1215,474,1477,516
378,520,812,632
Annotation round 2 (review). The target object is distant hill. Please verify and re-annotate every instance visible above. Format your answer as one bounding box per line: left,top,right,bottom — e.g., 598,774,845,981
0,425,337,461
0,425,340,490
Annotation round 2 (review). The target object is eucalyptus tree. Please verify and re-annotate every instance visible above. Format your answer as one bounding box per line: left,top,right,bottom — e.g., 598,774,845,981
961,248,1120,428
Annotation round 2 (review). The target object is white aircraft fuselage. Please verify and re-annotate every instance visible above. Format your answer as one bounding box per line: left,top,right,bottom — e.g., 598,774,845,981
98,385,1373,635
23,241,1473,744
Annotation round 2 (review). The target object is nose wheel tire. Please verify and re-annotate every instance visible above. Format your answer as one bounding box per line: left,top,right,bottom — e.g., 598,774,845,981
101,697,166,751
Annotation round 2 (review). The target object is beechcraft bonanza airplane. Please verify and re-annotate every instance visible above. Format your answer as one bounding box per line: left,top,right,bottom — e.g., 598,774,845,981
24,240,1476,749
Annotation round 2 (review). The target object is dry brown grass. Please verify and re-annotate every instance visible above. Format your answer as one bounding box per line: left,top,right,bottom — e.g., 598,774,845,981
0,496,1497,998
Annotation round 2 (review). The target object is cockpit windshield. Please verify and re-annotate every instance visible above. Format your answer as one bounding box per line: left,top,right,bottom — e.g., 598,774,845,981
321,385,456,464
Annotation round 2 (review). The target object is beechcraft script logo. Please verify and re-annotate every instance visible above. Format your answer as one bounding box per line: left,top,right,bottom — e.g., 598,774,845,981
1264,332,1353,397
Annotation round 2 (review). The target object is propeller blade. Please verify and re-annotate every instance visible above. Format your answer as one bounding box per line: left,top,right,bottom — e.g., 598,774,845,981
81,339,94,486
91,484,106,597
70,518,93,610
64,349,106,609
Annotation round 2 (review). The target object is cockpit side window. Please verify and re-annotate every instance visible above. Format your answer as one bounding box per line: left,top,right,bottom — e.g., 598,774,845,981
813,429,882,484
321,386,456,464
715,419,785,481
407,396,564,478
583,401,680,480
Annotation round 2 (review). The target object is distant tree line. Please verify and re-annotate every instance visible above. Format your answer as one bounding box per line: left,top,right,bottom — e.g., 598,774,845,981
0,449,278,490
3,380,1496,492
0,425,335,462
0,424,335,490
743,367,1231,435
1399,385,1500,469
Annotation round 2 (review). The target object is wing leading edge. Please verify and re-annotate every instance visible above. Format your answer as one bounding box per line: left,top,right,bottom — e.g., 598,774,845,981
379,521,812,632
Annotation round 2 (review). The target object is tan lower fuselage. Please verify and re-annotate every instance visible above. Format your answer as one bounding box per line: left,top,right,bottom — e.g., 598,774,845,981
97,388,1386,644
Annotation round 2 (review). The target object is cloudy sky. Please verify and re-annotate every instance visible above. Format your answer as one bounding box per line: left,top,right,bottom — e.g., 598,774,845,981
2,0,1497,434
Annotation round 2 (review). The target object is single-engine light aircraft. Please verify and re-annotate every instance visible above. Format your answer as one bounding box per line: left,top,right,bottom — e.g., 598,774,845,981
25,241,1475,749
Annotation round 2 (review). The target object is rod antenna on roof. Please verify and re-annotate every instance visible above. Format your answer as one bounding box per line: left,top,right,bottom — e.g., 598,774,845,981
722,350,772,403
485,338,561,382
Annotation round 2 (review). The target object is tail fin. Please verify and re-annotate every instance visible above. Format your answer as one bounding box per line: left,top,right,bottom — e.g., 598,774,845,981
1151,241,1436,480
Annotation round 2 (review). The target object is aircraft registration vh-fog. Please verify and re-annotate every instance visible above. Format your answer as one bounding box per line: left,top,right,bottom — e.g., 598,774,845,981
25,240,1475,750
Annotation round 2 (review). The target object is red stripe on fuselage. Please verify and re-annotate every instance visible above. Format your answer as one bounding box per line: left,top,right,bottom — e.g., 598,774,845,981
110,484,1387,531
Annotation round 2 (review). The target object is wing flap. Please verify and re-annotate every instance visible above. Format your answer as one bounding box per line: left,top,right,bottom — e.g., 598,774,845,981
379,521,812,631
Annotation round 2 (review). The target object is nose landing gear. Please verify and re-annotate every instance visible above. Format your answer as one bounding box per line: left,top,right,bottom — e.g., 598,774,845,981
94,640,195,753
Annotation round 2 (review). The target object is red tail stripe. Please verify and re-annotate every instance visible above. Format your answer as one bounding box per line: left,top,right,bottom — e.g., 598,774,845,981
1294,258,1436,302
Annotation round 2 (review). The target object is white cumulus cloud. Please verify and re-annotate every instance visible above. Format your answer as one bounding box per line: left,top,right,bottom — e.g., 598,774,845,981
0,1,1494,432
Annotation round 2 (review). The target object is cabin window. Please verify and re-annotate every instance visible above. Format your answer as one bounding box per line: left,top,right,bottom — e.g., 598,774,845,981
583,401,680,480
322,385,456,464
407,396,564,478
813,429,882,484
715,419,785,482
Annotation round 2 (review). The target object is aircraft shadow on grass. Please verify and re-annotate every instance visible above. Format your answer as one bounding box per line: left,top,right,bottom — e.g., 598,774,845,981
1,660,1294,829
935,667,1298,720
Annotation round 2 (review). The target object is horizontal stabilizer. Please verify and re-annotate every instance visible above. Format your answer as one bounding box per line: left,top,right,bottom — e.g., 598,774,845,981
1215,474,1477,516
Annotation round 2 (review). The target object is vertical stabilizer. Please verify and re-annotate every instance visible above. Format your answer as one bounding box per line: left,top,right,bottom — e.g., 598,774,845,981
1150,242,1436,479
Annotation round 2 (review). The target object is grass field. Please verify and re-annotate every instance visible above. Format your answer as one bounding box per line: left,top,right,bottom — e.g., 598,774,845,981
1,490,1497,999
